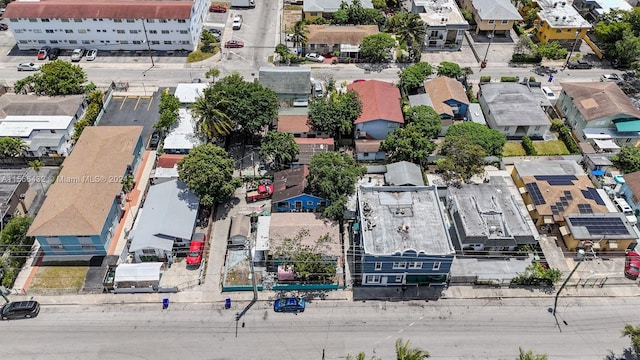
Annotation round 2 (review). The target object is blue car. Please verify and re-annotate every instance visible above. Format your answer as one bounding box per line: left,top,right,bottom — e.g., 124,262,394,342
273,297,305,313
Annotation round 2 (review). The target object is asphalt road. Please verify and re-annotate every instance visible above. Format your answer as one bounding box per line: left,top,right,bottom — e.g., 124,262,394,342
0,297,634,360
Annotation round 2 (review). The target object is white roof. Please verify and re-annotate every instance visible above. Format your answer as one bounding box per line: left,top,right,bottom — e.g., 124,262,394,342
174,84,207,104
153,166,179,179
255,216,271,251
593,139,621,150
413,0,468,26
536,0,591,29
114,263,163,283
588,0,632,16
0,115,73,137
163,108,200,151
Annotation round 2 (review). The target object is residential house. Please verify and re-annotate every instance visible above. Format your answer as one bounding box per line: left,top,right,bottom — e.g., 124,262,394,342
479,82,551,139
0,94,87,156
422,76,470,136
303,0,374,21
511,160,613,250
355,186,455,288
151,154,186,184
573,0,632,22
563,213,637,251
460,0,522,35
293,138,334,165
163,108,200,154
4,0,209,51
620,171,640,213
129,180,199,263
173,83,207,104
411,0,469,51
305,25,379,59
27,126,144,256
277,112,330,138
259,66,311,102
385,161,425,186
355,139,385,162
557,82,640,146
529,0,591,45
272,165,329,212
583,154,612,177
347,80,404,140
447,176,538,252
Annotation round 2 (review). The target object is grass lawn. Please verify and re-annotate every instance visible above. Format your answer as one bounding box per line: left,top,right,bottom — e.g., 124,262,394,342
533,140,569,155
30,266,88,292
503,142,526,156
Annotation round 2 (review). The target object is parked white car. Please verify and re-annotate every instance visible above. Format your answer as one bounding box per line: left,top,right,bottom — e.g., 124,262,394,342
601,74,622,83
16,62,40,71
541,87,556,103
232,15,243,30
305,53,324,62
70,48,84,62
85,48,98,61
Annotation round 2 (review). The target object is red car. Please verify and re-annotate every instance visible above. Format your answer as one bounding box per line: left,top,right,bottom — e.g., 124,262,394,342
37,46,50,60
209,5,227,12
353,79,366,83
625,251,640,280
225,40,244,48
186,238,205,267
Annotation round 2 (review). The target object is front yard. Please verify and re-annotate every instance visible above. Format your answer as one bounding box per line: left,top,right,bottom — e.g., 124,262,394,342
30,266,88,294
503,140,569,157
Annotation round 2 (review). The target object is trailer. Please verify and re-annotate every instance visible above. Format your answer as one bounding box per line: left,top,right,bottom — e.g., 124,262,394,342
231,0,255,7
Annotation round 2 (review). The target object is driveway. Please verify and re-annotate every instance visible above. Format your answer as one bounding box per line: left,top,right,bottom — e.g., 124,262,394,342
99,90,161,147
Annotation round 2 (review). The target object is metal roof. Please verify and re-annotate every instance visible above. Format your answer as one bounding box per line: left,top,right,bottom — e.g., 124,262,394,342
384,161,425,186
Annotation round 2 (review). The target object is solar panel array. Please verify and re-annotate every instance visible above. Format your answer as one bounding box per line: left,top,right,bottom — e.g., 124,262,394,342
581,187,605,205
534,175,578,186
564,191,573,200
577,203,593,214
569,217,629,235
525,183,546,205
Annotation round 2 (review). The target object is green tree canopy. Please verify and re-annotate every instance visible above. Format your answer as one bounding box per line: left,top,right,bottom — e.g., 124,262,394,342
385,11,426,60
275,43,291,60
404,105,441,138
272,229,337,283
436,61,463,78
307,152,366,221
288,21,309,49
177,144,241,207
0,215,33,247
533,41,568,60
191,88,233,141
622,323,640,355
333,0,384,25
309,89,362,138
612,146,640,173
259,131,300,170
359,33,396,62
437,136,486,183
14,60,88,96
517,347,548,360
380,123,435,165
398,62,433,94
0,137,28,157
396,338,430,360
154,91,180,134
445,122,506,157
204,73,278,137
612,29,640,63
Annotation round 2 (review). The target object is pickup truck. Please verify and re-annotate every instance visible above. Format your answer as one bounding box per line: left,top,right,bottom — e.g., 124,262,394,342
246,183,274,202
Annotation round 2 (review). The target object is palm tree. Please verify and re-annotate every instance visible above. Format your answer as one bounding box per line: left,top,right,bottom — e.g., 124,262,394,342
388,12,425,49
622,324,640,355
190,92,233,142
205,68,220,83
517,347,548,360
346,352,381,360
396,338,430,360
28,159,46,194
289,21,308,53
120,174,135,203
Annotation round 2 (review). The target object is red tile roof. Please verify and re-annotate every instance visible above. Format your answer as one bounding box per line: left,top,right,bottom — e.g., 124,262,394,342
346,80,404,125
4,0,193,20
157,154,186,169
294,138,334,145
277,115,312,133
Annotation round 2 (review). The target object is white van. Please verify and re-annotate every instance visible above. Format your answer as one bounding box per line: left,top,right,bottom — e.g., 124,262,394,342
313,81,324,97
614,198,637,225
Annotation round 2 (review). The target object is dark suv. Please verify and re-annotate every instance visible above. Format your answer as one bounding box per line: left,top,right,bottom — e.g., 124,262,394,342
567,59,593,69
1,300,40,320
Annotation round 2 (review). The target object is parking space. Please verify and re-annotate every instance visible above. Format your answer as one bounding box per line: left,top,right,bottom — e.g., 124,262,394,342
99,91,161,147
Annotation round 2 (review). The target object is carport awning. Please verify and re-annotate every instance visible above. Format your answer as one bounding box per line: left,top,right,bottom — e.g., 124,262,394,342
593,139,620,150
114,263,163,283
615,120,640,132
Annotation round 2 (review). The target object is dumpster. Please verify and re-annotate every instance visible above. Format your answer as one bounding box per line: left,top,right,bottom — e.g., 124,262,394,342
162,298,169,309
225,298,231,309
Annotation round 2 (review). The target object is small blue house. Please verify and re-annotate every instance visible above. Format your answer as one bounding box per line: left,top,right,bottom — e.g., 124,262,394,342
355,186,455,287
423,76,469,120
28,126,144,256
272,166,330,212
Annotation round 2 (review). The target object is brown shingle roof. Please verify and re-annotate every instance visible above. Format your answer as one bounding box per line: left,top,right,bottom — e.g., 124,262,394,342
277,115,311,133
272,165,309,202
157,154,185,169
306,25,379,45
423,76,469,118
294,138,334,164
346,80,404,125
624,171,640,203
560,82,640,122
0,94,85,118
4,0,193,20
355,139,382,153
28,126,143,237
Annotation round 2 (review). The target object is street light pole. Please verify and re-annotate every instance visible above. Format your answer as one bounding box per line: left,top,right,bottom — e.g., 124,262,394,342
553,249,585,315
481,22,497,68
563,30,581,70
140,19,155,68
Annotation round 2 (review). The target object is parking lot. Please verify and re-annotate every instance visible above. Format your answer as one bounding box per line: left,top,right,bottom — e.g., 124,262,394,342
99,90,161,147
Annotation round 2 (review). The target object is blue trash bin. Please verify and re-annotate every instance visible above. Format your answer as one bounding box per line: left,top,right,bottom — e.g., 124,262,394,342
225,298,231,309
162,298,169,309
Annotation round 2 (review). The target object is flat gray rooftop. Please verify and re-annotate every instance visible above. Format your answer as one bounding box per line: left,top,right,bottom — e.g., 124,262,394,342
480,83,550,127
359,186,454,256
513,160,584,177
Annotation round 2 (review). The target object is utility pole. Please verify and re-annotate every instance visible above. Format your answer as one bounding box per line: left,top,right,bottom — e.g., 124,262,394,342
563,30,581,71
140,19,155,68
481,22,497,68
553,249,585,316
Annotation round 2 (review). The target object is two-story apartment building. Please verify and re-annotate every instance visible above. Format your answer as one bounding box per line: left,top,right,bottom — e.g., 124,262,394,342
411,0,469,51
530,0,591,45
557,82,640,146
460,0,522,35
573,0,632,22
4,0,209,51
355,186,455,288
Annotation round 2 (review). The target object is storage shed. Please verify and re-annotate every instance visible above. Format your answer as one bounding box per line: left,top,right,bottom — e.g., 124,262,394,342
229,214,251,248
113,263,163,293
